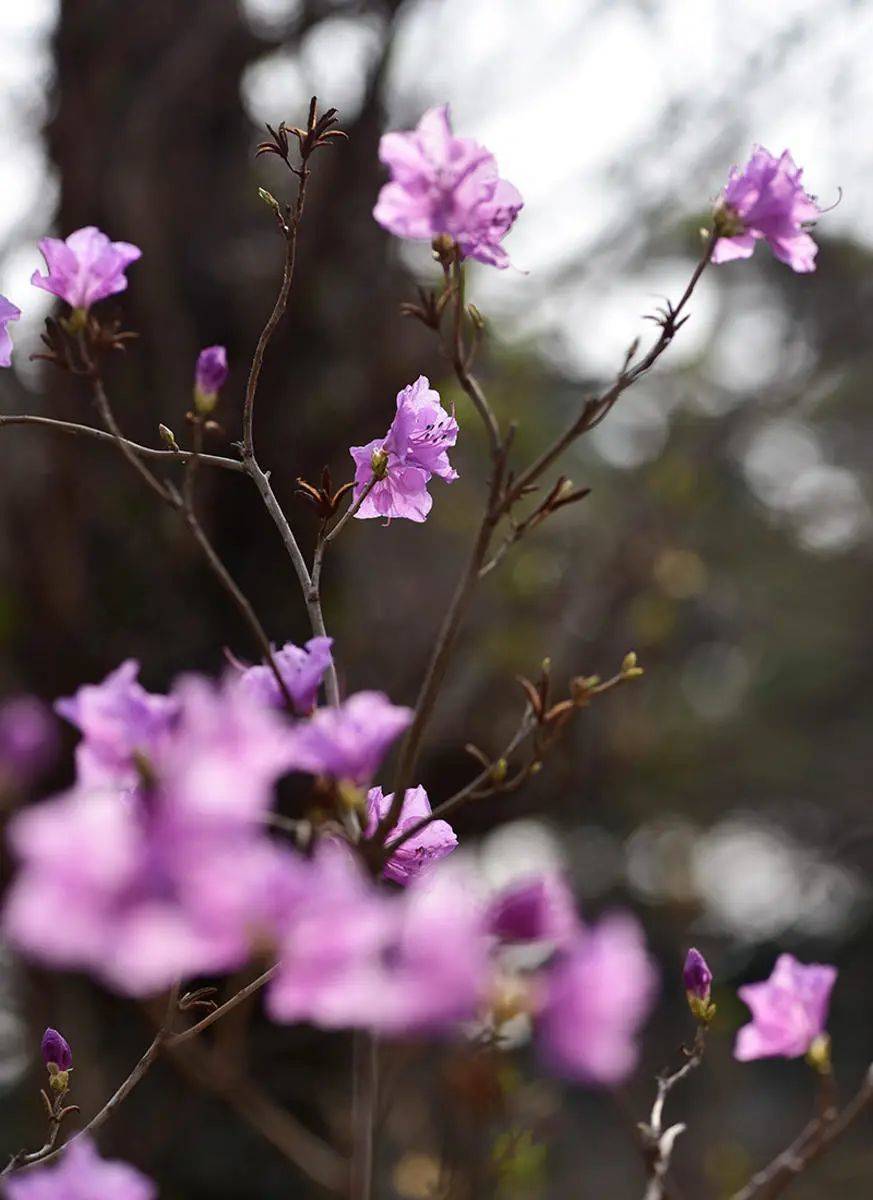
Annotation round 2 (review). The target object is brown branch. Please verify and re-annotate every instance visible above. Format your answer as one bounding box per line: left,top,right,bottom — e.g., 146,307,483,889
639,1026,707,1200
0,414,243,471
728,1063,873,1200
168,964,279,1048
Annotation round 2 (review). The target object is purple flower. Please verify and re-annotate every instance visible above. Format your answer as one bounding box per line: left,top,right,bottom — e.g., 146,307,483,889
40,1027,72,1071
365,785,458,885
235,637,333,715
55,660,178,789
734,953,837,1062
31,226,142,311
712,147,820,273
4,675,302,995
486,875,580,945
2,1137,156,1200
0,697,58,786
194,345,228,413
0,295,21,368
350,377,458,523
285,691,412,785
374,105,523,269
268,849,489,1034
536,914,658,1086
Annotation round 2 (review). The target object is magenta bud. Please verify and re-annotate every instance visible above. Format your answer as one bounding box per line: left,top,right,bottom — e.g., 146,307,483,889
194,345,228,413
41,1027,72,1071
683,948,712,1001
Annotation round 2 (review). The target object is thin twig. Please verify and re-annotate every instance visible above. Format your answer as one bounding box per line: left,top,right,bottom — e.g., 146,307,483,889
728,1063,873,1200
168,964,279,1047
640,1026,707,1200
0,414,244,471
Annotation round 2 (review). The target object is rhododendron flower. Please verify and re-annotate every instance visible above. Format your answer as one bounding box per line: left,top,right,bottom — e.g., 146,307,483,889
2,1137,156,1200
31,226,142,311
235,636,333,714
55,660,178,789
712,147,820,273
365,784,458,884
486,874,580,945
268,850,489,1034
734,953,837,1061
0,295,21,367
41,1027,73,1071
4,674,302,994
350,376,458,523
536,914,658,1085
374,105,523,269
0,696,58,786
285,691,412,785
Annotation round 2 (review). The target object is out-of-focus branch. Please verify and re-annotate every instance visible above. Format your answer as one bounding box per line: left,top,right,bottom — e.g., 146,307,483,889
639,1026,707,1200
0,414,244,471
728,1063,873,1200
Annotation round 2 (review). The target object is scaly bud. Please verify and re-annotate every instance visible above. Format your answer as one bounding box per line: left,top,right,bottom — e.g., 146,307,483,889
41,1027,72,1072
621,651,644,679
370,447,390,480
683,948,716,1023
158,423,179,452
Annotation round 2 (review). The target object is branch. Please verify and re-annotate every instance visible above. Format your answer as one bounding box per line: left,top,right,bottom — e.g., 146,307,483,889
639,1025,706,1200
0,414,243,472
728,1063,873,1200
168,964,278,1047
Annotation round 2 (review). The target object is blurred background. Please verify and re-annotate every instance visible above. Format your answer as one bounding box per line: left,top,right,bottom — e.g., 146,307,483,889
1,0,872,1196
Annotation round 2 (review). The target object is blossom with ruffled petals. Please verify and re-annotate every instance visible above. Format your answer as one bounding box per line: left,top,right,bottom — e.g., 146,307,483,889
235,637,333,714
0,295,21,368
4,674,301,994
712,147,820,273
486,874,580,946
374,105,523,268
350,377,457,523
31,226,142,311
285,691,412,785
734,953,837,1061
3,1137,155,1200
365,784,458,884
55,660,177,789
536,914,658,1085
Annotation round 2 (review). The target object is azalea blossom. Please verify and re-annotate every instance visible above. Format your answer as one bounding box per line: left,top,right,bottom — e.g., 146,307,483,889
712,147,820,273
0,295,21,367
4,674,301,994
486,874,580,946
285,690,412,785
734,953,837,1061
234,636,333,714
365,784,458,884
2,1137,156,1200
350,376,458,523
31,226,142,311
55,660,178,790
536,914,658,1085
374,105,523,268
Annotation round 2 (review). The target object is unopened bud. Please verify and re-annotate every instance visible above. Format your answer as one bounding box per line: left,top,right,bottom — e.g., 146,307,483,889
370,447,389,480
158,424,179,452
806,1033,832,1074
258,187,282,218
467,303,485,330
41,1028,72,1073
621,651,644,679
684,948,716,1024
490,758,507,784
431,233,457,267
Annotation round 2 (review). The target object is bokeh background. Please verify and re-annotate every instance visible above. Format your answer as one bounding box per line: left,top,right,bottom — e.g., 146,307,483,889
1,1,872,1196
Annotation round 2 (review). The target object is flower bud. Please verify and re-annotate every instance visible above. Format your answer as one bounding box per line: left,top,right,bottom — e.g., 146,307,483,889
158,423,179,452
258,187,282,218
194,345,228,415
683,948,716,1023
41,1027,72,1072
621,651,643,678
806,1032,832,1074
370,447,390,480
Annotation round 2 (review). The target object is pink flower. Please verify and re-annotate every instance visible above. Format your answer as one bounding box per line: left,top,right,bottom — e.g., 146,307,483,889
486,875,580,946
0,295,21,367
55,660,178,790
267,849,489,1034
374,105,523,269
4,675,301,994
365,785,458,885
285,691,412,785
32,226,142,311
734,953,837,1061
2,1137,155,1200
234,636,333,714
536,914,658,1086
350,376,458,523
712,147,820,273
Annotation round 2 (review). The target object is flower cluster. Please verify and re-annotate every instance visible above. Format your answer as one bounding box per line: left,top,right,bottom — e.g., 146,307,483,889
350,375,458,523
